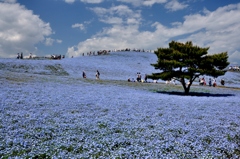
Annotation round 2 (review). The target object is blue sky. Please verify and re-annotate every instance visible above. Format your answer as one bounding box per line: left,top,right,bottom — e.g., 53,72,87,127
0,0,240,64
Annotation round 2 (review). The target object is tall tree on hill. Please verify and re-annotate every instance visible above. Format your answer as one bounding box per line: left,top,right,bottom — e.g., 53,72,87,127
149,41,229,94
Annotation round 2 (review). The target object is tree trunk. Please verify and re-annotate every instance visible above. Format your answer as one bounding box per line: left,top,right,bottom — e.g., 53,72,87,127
181,77,191,95
184,87,190,95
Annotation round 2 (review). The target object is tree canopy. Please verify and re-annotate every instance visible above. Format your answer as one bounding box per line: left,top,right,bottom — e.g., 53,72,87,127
149,41,229,94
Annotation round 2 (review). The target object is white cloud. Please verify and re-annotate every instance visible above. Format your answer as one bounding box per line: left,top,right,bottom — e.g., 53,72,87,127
90,5,142,25
117,0,187,11
0,0,16,3
80,0,104,4
72,20,92,31
72,23,85,30
45,38,62,46
45,38,54,46
143,0,167,6
56,39,62,44
64,0,75,4
67,3,240,64
64,0,104,4
165,0,188,11
66,5,145,57
117,0,143,7
178,4,240,63
117,0,167,7
0,2,53,58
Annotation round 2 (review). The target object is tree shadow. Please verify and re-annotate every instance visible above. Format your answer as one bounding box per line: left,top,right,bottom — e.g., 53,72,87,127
156,91,235,97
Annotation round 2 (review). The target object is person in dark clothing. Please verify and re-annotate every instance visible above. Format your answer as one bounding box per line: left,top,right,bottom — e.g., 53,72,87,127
209,78,212,86
96,70,100,79
17,53,20,59
221,79,225,86
82,71,86,78
20,52,23,59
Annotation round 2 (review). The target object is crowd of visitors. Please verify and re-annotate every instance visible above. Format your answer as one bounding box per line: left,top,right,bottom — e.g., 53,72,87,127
16,52,229,88
81,48,153,57
228,66,240,71
16,48,152,59
82,50,110,56
199,77,225,86
113,48,153,52
17,53,65,60
127,73,149,83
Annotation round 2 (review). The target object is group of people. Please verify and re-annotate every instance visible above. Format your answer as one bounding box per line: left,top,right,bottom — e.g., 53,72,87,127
82,70,227,88
82,50,110,56
128,72,148,83
82,70,100,80
17,53,23,59
228,66,240,71
199,77,225,86
17,52,65,60
51,54,65,60
115,48,153,53
81,48,153,57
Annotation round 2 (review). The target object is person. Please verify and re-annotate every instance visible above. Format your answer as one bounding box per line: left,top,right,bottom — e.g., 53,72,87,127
221,79,225,86
213,78,217,87
20,52,23,59
171,78,176,85
209,78,212,86
144,74,148,82
202,77,206,85
82,71,86,78
96,70,100,79
136,72,141,82
17,53,20,59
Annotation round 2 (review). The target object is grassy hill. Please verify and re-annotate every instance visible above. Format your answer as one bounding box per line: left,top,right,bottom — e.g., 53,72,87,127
0,52,240,158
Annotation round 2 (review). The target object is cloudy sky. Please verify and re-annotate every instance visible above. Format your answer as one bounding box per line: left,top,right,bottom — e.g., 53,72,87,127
0,0,240,64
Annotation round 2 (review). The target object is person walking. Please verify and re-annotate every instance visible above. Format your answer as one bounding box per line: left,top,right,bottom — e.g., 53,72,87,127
82,71,86,78
96,70,100,79
213,78,217,87
221,79,225,85
20,52,23,59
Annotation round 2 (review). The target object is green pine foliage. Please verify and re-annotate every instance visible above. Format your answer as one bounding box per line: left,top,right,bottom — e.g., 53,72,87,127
149,41,229,94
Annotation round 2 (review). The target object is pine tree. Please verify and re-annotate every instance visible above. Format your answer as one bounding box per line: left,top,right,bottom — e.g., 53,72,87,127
149,41,229,94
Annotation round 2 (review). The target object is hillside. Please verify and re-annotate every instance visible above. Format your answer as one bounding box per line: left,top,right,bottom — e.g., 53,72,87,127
0,52,240,158
0,51,239,88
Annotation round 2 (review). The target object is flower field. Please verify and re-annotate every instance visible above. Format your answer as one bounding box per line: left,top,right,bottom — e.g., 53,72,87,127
0,52,240,158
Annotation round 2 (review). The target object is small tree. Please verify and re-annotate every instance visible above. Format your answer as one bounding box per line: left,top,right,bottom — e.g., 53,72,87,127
149,41,229,94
